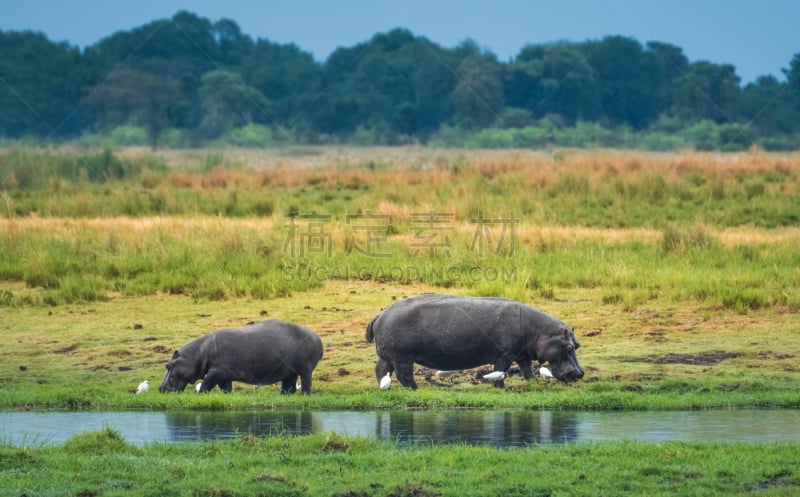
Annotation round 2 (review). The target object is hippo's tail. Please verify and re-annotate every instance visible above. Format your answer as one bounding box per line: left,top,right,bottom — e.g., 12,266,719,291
366,316,378,343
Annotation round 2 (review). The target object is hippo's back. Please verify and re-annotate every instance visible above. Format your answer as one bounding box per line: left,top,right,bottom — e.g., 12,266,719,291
208,320,322,365
369,294,528,370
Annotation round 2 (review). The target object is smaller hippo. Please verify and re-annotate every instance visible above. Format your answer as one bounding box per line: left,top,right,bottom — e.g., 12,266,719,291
158,320,323,394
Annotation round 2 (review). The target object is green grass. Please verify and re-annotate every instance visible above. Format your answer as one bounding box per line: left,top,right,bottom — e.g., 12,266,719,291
2,428,799,496
1,218,798,311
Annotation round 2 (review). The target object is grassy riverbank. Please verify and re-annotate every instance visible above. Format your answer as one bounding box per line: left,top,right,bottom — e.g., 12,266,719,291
0,280,798,411
3,428,799,496
1,147,799,496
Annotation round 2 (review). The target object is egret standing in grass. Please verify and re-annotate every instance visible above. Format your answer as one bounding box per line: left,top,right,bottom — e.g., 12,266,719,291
136,380,149,394
195,382,203,393
539,366,554,379
379,372,391,390
435,370,459,377
482,371,506,382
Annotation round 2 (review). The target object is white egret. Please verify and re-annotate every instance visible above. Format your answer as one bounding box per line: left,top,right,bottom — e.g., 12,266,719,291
435,370,459,377
379,372,391,389
135,380,149,394
195,382,203,393
482,371,506,382
539,366,554,379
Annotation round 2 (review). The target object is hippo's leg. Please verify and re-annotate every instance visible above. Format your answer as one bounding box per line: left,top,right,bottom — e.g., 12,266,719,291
299,370,313,395
517,359,534,380
199,378,218,392
202,370,228,392
280,375,299,395
394,361,418,390
219,380,233,393
375,357,393,383
491,356,514,388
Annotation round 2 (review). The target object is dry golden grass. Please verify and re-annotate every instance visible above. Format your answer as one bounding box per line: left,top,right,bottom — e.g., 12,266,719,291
113,147,800,193
3,216,798,247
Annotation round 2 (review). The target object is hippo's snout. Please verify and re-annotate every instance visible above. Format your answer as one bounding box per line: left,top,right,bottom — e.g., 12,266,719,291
555,364,584,383
564,368,585,382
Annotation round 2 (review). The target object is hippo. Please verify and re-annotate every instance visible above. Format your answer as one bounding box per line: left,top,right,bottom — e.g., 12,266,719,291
366,294,584,389
159,320,323,394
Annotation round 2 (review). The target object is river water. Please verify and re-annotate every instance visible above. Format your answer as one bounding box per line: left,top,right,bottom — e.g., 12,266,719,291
2,409,798,447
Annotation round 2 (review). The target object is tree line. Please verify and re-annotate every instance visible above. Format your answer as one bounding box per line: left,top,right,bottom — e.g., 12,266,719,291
1,10,799,150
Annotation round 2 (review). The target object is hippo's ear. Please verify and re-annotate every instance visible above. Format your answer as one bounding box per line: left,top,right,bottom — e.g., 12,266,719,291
171,350,180,359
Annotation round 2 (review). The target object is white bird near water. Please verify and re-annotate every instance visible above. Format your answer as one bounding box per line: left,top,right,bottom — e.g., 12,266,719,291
379,372,392,390
195,382,203,393
539,367,554,379
136,380,149,394
435,370,459,377
482,371,506,382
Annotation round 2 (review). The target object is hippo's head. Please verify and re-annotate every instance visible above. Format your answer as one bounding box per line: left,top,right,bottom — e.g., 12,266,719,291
538,326,584,382
158,350,200,393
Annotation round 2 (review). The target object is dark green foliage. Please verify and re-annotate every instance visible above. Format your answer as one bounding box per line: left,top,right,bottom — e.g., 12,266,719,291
1,13,799,147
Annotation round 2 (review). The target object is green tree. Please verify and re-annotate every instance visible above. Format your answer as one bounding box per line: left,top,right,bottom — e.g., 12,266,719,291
87,68,180,149
0,31,91,138
451,49,504,129
783,52,800,115
212,18,254,67
198,70,270,138
739,75,796,135
241,40,321,131
646,41,689,111
505,43,599,125
90,10,220,130
674,61,741,122
585,36,666,128
312,29,428,139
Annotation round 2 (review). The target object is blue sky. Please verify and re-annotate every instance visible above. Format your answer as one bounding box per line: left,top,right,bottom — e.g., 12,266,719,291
2,0,798,83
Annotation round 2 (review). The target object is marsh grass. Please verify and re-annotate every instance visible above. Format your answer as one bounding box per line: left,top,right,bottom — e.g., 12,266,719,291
2,430,799,496
2,148,800,226
1,216,797,312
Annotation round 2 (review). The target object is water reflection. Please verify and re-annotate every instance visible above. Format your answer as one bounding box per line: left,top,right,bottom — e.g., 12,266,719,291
2,409,799,447
160,410,580,446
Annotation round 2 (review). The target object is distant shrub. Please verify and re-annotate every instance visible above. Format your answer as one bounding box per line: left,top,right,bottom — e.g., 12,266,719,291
108,126,149,146
681,120,719,151
222,124,273,148
158,127,191,148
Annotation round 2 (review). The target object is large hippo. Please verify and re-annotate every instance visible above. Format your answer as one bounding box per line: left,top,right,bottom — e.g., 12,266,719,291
366,294,584,389
159,320,323,394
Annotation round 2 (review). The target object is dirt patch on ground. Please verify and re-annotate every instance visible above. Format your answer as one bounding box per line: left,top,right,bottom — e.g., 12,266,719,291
333,483,442,497
620,350,739,365
53,344,77,355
